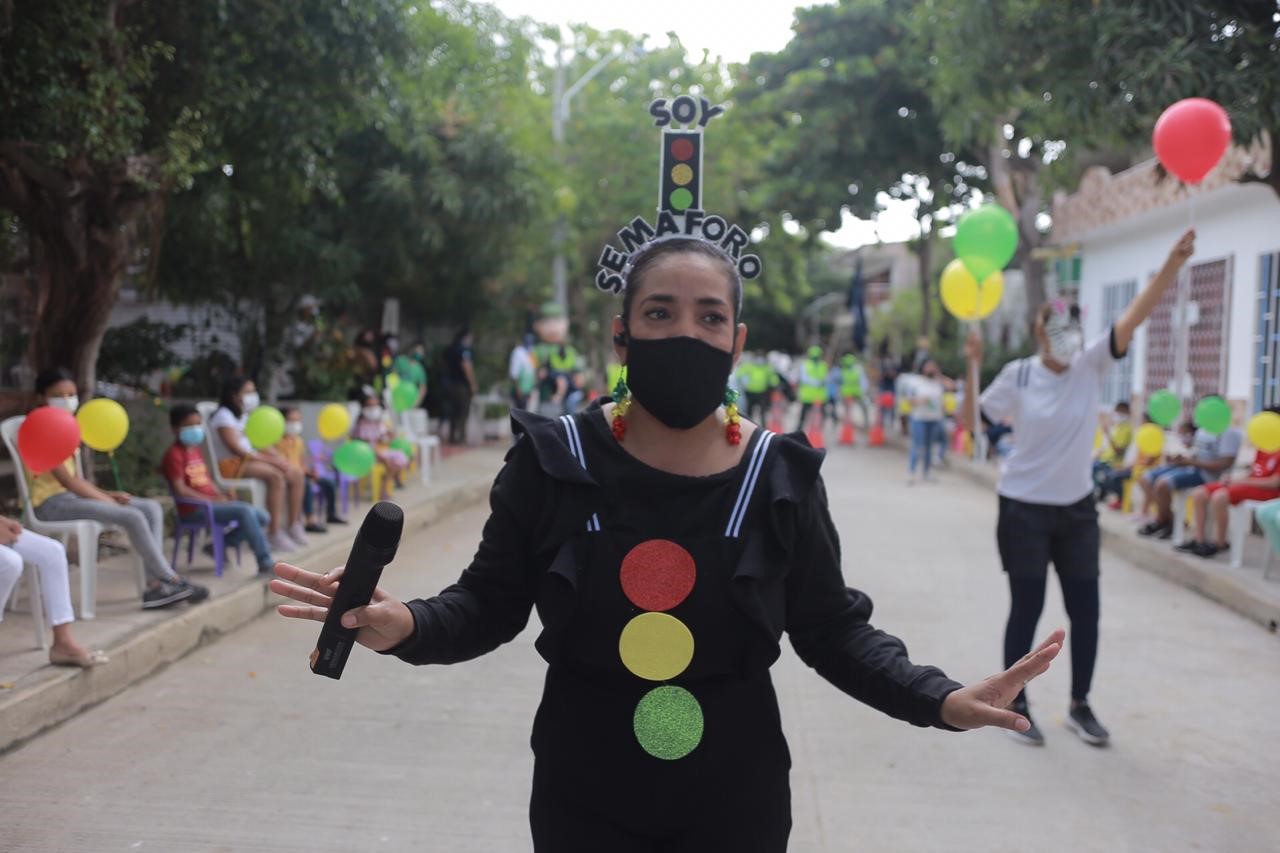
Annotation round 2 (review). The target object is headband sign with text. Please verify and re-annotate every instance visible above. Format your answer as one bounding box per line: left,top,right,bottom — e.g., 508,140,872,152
594,98,762,295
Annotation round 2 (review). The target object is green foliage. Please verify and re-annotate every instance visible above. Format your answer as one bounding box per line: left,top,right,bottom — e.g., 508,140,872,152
290,320,360,401
96,318,188,393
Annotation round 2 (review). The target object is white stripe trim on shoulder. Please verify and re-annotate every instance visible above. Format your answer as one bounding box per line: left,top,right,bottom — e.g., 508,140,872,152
559,415,600,532
725,431,774,538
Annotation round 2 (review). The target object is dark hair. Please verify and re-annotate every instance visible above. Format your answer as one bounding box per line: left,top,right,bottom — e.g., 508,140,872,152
218,375,252,418
620,237,743,331
1115,401,1131,413
34,366,75,395
170,403,200,428
452,327,472,345
281,405,300,418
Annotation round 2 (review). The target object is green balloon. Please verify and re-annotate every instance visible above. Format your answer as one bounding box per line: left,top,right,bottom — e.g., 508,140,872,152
954,204,1019,283
391,382,418,414
389,437,414,456
1193,396,1232,436
333,439,376,478
1147,390,1181,428
244,406,286,450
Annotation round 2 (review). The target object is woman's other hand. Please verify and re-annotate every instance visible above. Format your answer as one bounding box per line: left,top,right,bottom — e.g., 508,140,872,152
270,563,414,653
939,629,1064,732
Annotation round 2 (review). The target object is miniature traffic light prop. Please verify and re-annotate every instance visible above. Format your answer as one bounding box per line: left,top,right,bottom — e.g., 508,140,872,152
660,131,702,213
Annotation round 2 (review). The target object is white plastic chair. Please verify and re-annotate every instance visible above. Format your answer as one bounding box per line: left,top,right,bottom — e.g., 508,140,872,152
195,402,266,509
3,560,49,651
1171,489,1192,546
1229,499,1265,570
1,415,145,620
400,409,441,486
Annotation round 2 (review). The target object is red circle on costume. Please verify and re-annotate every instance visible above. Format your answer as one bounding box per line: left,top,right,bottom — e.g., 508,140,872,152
670,138,695,161
620,539,696,611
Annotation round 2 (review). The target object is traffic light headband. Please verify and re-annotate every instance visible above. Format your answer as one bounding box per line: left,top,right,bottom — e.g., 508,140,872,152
594,96,762,295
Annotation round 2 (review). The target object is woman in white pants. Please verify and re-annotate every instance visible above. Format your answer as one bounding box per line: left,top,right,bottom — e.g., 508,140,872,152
0,517,107,667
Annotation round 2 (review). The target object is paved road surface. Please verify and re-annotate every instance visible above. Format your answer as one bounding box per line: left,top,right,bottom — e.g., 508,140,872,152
2,446,1277,852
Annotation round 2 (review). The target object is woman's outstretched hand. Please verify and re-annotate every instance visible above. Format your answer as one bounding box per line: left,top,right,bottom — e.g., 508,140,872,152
939,629,1065,732
270,563,415,653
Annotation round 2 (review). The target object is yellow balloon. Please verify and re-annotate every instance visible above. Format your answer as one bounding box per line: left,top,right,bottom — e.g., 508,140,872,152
317,403,351,441
1135,423,1165,458
1247,411,1280,453
898,398,913,415
386,373,401,390
76,398,129,452
940,259,1004,321
943,392,957,415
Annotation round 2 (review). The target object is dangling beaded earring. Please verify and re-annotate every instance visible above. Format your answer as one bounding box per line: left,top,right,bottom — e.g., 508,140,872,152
724,387,742,445
611,375,631,442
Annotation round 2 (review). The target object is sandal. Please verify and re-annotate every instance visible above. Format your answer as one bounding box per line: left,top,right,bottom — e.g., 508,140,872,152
49,649,109,669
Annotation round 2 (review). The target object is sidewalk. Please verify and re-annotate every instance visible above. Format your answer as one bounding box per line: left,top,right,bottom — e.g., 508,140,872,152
946,451,1280,631
0,446,506,753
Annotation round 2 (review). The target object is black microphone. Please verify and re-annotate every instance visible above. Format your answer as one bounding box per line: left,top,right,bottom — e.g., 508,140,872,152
310,501,404,680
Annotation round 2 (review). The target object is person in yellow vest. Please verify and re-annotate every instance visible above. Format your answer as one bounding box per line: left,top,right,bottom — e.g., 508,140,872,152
839,353,870,430
533,302,585,416
736,353,773,424
796,346,829,431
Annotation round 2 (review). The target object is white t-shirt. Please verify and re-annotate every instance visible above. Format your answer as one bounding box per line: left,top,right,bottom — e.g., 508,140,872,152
208,406,250,460
909,376,945,422
980,331,1119,505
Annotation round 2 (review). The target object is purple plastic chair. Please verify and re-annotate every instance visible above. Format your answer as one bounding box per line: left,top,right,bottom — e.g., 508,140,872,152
309,439,354,515
170,486,243,578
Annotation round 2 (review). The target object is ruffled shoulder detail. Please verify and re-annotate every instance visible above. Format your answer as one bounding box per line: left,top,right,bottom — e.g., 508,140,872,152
509,409,598,487
763,430,825,506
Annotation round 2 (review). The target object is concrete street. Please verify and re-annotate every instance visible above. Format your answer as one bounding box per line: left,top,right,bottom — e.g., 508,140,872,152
2,444,1277,852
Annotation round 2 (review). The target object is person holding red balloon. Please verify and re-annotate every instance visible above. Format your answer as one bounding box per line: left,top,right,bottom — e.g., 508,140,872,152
962,230,1196,748
26,368,208,610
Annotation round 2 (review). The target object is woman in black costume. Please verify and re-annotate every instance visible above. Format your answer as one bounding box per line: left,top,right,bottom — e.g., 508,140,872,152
273,235,1063,851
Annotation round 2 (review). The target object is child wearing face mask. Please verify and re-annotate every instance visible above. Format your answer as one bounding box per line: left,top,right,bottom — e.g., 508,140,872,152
162,404,275,574
275,407,345,533
26,368,209,610
209,376,308,552
352,392,409,485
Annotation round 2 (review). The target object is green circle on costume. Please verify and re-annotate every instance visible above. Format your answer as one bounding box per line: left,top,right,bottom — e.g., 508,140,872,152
669,188,694,211
634,686,703,760
619,612,694,681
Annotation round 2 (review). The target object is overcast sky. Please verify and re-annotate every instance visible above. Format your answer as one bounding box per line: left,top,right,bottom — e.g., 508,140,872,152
478,0,922,249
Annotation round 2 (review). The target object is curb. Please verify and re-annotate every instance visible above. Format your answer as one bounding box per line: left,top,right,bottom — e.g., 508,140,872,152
943,452,1280,632
0,475,493,755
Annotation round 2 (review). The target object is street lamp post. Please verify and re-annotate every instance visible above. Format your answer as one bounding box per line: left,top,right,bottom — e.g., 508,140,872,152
551,44,627,310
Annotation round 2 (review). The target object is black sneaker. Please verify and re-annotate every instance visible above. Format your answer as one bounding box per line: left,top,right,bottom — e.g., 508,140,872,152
1066,702,1110,746
1006,701,1045,746
326,516,349,525
142,581,194,609
1193,541,1227,559
1138,521,1172,538
175,578,210,604
1174,539,1201,553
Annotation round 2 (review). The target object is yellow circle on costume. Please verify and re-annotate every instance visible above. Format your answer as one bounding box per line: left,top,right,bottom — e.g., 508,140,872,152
671,164,694,186
619,612,694,681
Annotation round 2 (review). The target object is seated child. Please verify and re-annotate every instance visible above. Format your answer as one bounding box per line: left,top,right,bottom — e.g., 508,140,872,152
29,367,207,609
352,391,409,487
276,407,346,533
0,517,107,667
1177,406,1280,558
163,404,275,574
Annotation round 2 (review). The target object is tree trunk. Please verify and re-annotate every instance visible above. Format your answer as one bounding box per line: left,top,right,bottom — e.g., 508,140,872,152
917,214,932,338
987,121,1048,325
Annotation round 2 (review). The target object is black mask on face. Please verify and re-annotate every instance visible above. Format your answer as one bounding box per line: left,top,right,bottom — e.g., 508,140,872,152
625,335,734,430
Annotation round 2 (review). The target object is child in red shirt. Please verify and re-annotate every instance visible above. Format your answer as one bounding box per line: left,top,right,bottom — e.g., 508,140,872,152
162,404,275,574
1179,406,1280,558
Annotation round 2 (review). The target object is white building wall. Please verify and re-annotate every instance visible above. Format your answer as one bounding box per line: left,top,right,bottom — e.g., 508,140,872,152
1074,182,1280,405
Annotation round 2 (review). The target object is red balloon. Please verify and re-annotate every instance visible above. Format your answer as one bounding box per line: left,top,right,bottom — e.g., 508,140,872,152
878,391,895,408
1152,98,1232,184
18,406,81,475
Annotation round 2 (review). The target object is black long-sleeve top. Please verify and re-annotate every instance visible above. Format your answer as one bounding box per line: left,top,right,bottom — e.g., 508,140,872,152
385,409,963,730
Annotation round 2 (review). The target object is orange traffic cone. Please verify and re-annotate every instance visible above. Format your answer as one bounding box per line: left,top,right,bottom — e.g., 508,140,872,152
839,419,855,446
869,422,885,447
766,391,785,434
805,409,826,449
